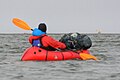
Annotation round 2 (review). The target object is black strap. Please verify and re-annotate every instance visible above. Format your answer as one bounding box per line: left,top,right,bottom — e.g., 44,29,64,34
45,50,48,61
39,35,47,47
61,52,64,60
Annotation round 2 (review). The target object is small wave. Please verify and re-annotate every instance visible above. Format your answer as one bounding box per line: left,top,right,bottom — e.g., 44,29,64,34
94,54,108,60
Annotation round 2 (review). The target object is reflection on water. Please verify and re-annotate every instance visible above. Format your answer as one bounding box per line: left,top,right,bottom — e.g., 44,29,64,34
0,33,120,80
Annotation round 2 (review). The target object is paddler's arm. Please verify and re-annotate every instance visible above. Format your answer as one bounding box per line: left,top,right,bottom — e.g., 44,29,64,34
42,36,66,49
29,36,40,44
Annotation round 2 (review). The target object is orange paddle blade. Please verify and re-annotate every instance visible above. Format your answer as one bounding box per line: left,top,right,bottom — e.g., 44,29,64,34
80,53,98,60
12,18,31,30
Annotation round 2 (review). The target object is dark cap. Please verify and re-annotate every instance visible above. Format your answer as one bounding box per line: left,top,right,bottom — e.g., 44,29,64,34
38,23,47,32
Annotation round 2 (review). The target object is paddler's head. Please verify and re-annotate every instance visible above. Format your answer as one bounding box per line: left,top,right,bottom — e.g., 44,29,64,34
38,23,47,32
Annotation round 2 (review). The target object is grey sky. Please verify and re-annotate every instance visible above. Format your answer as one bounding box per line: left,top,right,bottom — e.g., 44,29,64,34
0,0,120,33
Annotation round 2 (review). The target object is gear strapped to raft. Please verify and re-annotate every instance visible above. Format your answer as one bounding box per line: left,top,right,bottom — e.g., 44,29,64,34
59,32,92,50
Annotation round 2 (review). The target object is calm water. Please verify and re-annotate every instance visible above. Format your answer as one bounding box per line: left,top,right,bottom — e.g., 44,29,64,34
0,33,120,80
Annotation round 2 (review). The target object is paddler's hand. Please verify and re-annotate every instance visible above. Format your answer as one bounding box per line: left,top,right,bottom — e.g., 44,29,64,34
56,48,61,51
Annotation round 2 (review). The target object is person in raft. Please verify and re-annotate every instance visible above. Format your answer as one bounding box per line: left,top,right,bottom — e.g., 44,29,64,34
29,23,66,51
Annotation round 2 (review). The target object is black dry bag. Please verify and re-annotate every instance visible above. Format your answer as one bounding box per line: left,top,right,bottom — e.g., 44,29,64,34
59,32,92,50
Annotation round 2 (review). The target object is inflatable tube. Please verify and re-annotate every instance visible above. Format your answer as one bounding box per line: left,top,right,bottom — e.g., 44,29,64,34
21,47,81,61
21,47,97,61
